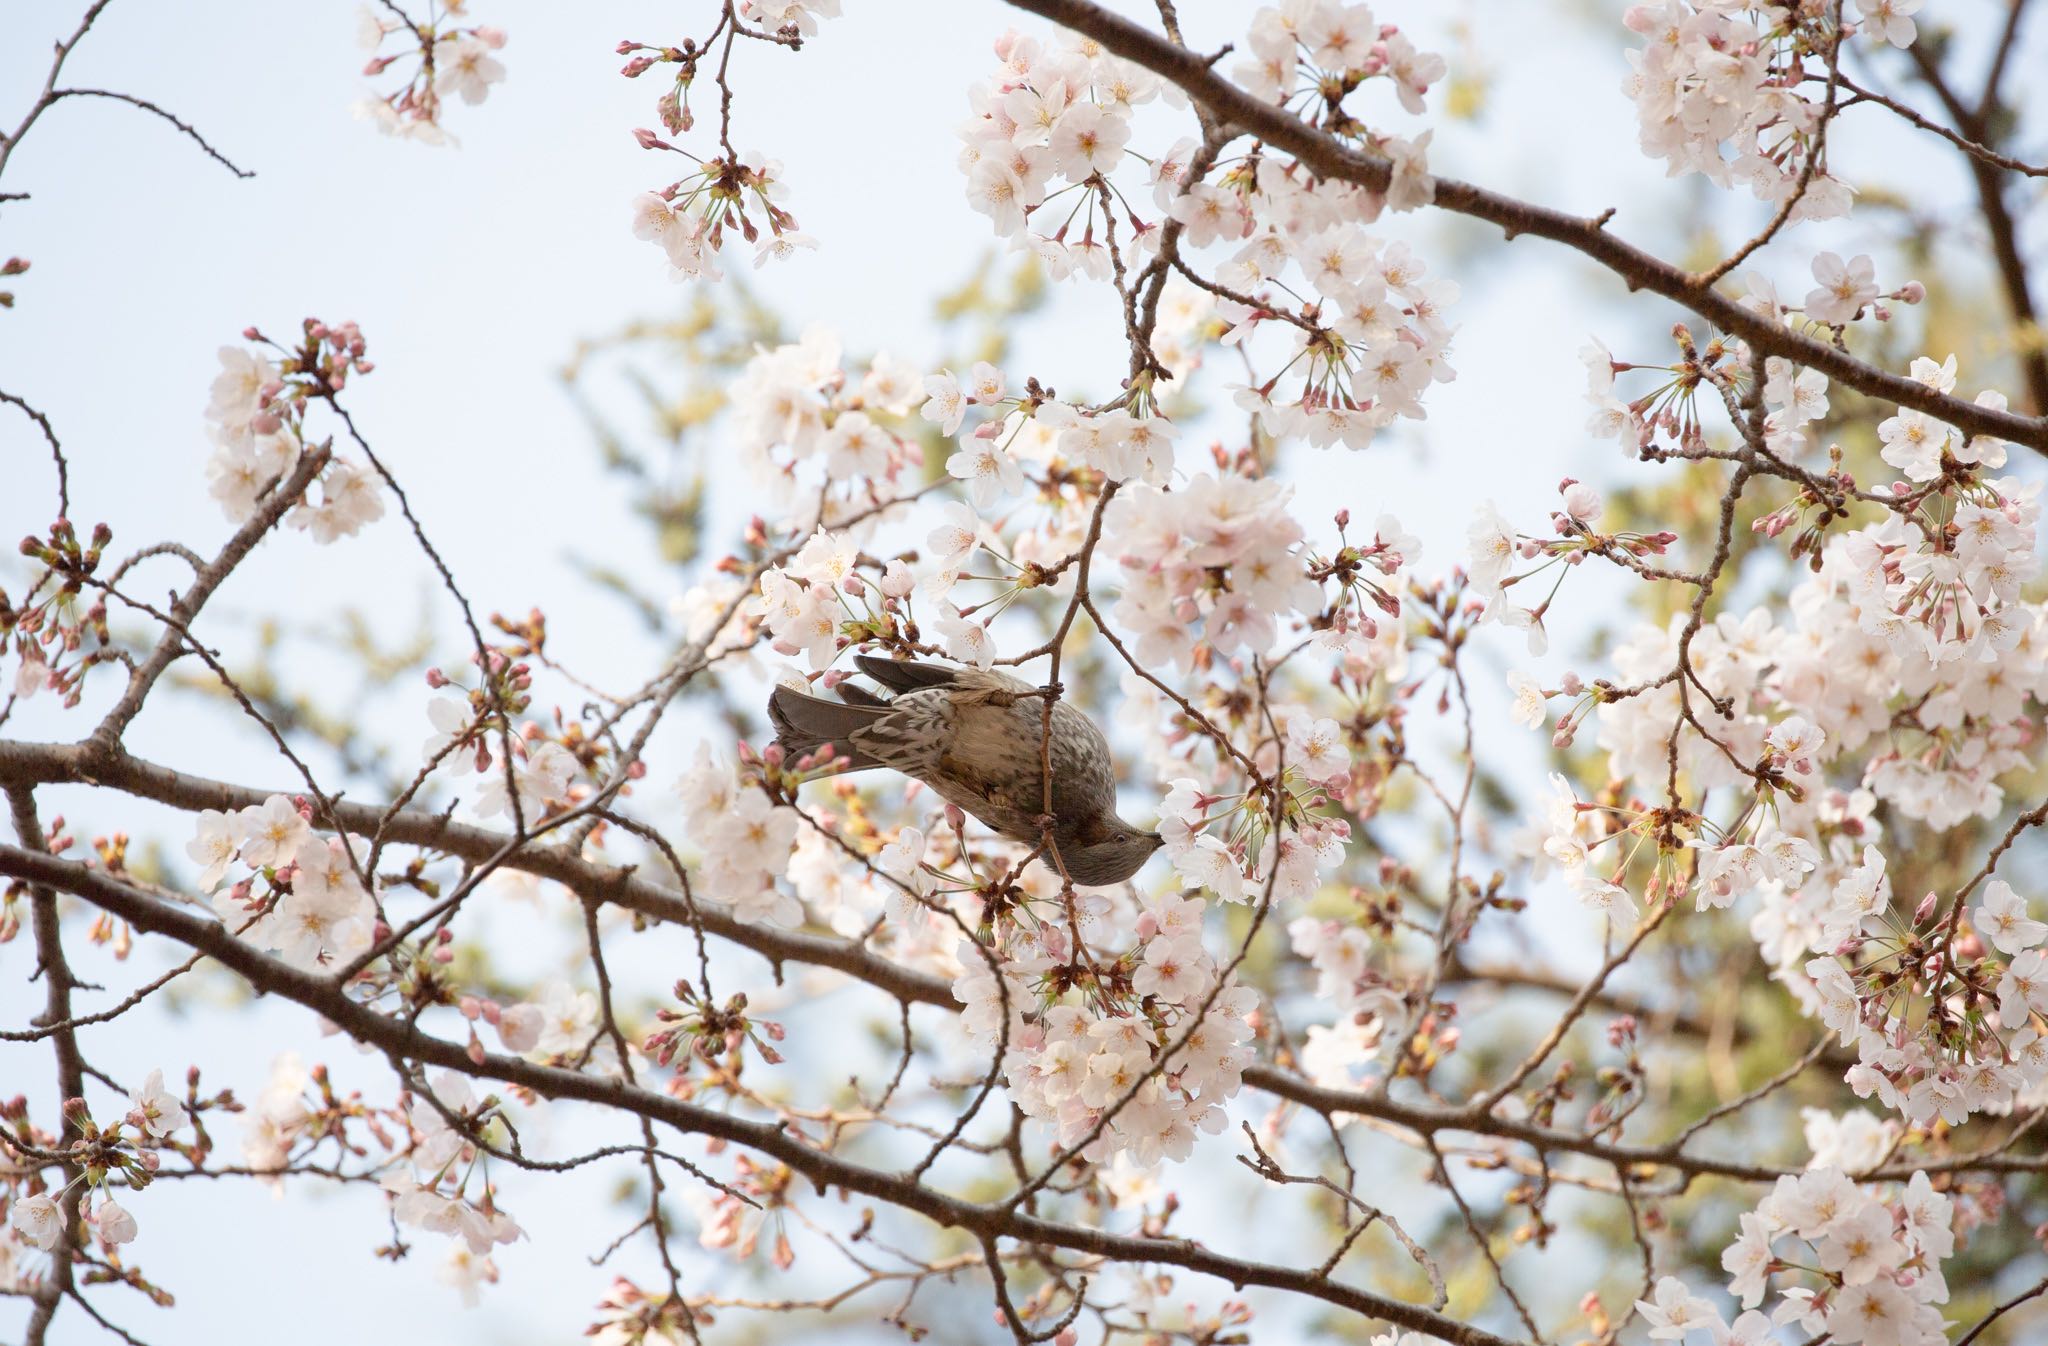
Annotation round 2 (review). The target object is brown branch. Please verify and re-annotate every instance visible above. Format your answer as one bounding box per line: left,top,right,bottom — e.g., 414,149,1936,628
1,388,67,518
90,444,330,748
1835,74,2048,178
1955,1271,2048,1346
0,735,2026,1189
1902,39,2048,415
9,785,85,1346
0,0,117,187
49,88,252,178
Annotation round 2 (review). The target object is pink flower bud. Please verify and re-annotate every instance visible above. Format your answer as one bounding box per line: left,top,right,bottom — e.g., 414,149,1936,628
1560,671,1583,695
622,56,657,78
1896,280,1925,304
633,126,666,149
425,667,449,688
460,996,482,1020
475,26,507,48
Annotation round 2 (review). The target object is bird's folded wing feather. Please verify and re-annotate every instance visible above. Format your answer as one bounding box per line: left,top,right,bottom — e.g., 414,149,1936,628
857,654,1034,698
847,689,956,780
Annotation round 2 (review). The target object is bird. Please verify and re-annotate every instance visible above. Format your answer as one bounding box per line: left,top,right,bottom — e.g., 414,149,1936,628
767,654,1162,886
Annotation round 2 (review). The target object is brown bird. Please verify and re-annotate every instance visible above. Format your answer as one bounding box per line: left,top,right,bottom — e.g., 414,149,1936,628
768,655,1162,886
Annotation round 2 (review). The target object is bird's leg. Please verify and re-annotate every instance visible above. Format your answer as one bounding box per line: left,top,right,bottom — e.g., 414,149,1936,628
983,681,1062,710
1032,815,1110,1004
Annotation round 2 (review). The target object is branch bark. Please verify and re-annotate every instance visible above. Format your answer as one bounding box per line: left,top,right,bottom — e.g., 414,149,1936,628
10,786,86,1346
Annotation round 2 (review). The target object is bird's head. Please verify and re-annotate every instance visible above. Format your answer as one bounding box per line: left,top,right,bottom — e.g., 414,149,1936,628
1061,814,1164,887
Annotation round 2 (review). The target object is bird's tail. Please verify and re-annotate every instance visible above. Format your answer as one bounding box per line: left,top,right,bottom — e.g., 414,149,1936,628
768,684,888,771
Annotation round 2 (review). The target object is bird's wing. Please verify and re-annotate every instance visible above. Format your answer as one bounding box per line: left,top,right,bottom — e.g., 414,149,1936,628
835,682,889,709
768,685,891,770
856,654,1034,698
844,688,957,781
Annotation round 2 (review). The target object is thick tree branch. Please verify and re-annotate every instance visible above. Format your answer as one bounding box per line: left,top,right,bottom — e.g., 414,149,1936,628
1,737,2024,1189
10,786,85,1346
91,444,330,747
1902,38,2048,415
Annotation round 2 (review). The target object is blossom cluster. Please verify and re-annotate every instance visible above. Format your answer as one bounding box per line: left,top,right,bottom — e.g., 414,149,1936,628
1621,1,1883,219
187,795,377,970
7,519,117,709
928,364,1180,489
352,3,507,145
753,530,884,672
1101,473,1318,669
620,3,839,279
956,29,1174,257
1496,317,2048,1129
1233,1,1448,122
1222,228,1456,452
954,890,1260,1167
384,1071,524,1305
1801,866,2048,1131
1639,1165,1952,1346
628,151,807,281
677,746,802,925
728,327,925,510
1159,768,1353,906
203,328,386,544
3,1069,188,1261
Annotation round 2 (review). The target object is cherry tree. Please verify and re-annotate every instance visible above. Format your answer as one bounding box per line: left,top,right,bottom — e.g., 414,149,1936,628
5,1,2048,1343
